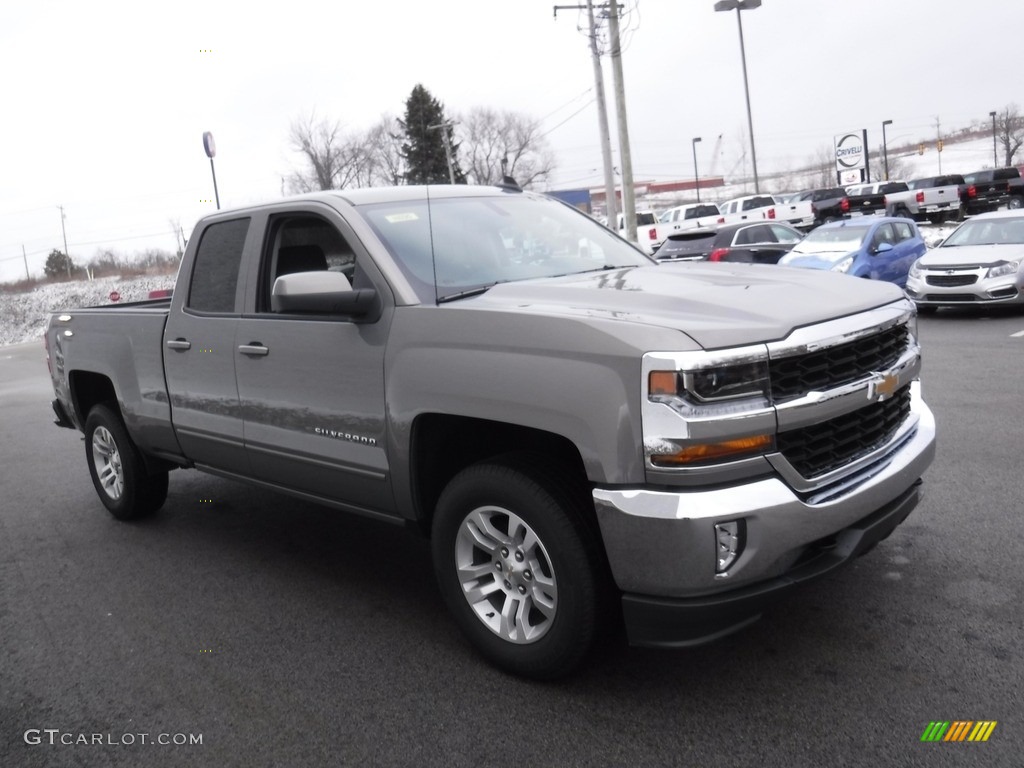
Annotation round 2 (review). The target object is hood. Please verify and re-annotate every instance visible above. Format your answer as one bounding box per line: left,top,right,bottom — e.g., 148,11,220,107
919,243,1024,268
462,263,903,349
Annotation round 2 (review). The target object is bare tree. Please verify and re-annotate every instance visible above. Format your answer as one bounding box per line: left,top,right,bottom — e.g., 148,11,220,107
358,114,405,188
996,104,1024,167
457,107,555,188
287,112,368,192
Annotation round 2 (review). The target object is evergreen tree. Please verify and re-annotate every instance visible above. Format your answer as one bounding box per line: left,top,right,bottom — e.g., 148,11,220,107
44,249,74,279
399,84,466,184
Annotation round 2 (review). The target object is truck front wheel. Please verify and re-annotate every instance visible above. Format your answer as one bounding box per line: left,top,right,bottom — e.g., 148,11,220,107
84,403,168,520
431,457,601,679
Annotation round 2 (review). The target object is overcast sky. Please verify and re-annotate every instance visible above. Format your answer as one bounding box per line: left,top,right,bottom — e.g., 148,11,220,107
3,0,1023,282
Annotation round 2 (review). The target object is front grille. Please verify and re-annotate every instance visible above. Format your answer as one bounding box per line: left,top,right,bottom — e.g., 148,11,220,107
924,293,976,302
926,274,977,287
777,385,912,478
769,324,909,402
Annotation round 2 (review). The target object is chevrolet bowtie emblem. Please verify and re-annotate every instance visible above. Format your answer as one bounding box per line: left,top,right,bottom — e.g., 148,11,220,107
868,372,899,401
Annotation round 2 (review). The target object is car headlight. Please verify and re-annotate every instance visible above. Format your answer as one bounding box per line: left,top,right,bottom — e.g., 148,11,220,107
649,361,770,405
909,260,923,278
987,260,1020,279
831,255,854,274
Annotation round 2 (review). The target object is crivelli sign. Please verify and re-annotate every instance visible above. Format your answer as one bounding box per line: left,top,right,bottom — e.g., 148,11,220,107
835,129,868,184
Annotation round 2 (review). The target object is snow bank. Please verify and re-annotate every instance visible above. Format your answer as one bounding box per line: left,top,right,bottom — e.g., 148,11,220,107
0,275,175,347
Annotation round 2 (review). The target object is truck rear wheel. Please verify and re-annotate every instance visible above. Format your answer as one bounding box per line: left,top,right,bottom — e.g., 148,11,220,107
85,403,168,520
431,456,601,679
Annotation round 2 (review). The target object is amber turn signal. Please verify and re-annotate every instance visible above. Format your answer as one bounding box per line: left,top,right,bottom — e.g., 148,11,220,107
650,434,774,466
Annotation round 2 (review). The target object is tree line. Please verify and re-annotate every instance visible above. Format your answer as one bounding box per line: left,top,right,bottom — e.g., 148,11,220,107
286,84,556,193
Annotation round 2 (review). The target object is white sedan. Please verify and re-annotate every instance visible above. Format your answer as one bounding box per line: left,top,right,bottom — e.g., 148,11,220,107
906,210,1024,311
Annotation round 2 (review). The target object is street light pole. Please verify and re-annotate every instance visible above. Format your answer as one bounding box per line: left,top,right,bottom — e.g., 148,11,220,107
692,137,702,201
202,132,220,209
882,119,893,181
714,0,761,193
990,110,998,167
428,122,456,184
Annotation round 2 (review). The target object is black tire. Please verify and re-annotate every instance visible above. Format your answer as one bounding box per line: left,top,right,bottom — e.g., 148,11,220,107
1008,196,1023,210
84,403,168,520
431,456,602,679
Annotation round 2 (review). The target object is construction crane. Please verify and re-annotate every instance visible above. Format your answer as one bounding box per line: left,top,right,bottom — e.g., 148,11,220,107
706,133,724,178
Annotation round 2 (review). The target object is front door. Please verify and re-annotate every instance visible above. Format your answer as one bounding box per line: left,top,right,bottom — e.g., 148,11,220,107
235,209,395,517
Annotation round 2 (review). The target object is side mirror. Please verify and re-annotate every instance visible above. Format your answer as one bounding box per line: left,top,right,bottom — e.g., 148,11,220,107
271,271,377,315
929,238,945,248
873,242,894,254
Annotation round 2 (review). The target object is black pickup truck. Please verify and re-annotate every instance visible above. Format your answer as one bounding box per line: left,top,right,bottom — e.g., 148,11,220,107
961,167,1018,214
846,181,910,217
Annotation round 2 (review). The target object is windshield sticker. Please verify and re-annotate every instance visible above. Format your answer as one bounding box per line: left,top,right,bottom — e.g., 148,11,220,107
384,212,419,224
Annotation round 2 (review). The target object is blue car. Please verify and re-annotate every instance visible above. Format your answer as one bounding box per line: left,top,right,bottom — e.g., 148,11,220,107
777,217,926,287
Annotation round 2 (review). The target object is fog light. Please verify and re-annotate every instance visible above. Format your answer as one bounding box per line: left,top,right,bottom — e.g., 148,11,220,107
715,520,746,574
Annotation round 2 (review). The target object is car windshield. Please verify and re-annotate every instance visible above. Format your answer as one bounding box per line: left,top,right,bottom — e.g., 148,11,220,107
789,226,869,254
360,193,652,302
942,217,1024,247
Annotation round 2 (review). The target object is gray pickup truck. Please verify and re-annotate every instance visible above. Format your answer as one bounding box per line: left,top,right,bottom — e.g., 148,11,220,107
45,185,936,678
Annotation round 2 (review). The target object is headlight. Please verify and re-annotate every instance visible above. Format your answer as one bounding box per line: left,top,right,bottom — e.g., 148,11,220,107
649,361,769,404
909,260,923,278
987,260,1020,279
831,255,855,274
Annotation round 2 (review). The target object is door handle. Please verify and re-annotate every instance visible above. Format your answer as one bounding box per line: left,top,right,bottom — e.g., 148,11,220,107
166,339,191,351
238,344,269,357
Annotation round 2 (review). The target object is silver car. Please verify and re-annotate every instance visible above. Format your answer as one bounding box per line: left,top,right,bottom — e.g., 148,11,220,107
906,210,1024,311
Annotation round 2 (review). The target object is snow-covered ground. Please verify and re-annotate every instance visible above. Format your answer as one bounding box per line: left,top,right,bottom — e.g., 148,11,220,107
0,274,175,347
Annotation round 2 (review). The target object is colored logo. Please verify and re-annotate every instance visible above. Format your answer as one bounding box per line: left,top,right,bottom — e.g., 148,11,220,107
920,721,997,742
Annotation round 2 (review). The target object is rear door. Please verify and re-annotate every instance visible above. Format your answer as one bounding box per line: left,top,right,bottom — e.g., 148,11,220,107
163,216,253,473
234,203,397,517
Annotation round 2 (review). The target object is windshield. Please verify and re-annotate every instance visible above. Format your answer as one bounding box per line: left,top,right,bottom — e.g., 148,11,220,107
789,225,869,254
360,193,652,302
942,217,1024,247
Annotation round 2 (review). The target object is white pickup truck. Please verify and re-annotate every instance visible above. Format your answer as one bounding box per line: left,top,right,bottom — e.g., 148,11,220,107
717,194,778,227
885,176,963,223
657,203,724,235
617,210,663,254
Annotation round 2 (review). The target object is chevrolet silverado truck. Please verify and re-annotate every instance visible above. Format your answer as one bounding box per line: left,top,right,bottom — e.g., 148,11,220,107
45,185,936,679
767,187,850,231
845,181,910,218
961,167,1018,214
885,176,963,223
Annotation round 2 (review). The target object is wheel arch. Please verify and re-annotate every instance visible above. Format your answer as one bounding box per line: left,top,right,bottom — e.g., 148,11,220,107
68,370,117,427
409,414,591,534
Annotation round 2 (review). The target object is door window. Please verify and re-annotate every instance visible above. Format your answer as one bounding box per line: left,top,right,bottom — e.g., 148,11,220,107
187,218,250,314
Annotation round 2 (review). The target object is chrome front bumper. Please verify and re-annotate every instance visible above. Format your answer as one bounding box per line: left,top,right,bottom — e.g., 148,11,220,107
593,391,935,646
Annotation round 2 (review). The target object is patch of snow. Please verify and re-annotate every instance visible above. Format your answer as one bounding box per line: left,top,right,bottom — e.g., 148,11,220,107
0,275,175,347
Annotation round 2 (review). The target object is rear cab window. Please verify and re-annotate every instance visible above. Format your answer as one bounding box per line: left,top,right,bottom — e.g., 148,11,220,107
187,218,251,314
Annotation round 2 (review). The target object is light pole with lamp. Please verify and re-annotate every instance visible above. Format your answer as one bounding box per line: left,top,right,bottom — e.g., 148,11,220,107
202,132,220,210
692,137,702,201
881,119,893,180
714,0,761,193
990,110,998,167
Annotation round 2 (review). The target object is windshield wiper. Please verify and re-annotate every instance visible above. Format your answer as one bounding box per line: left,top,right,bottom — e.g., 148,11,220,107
437,285,495,304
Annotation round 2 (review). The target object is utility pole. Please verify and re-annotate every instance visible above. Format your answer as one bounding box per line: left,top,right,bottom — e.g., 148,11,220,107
554,2,617,225
607,0,636,243
22,245,30,281
58,205,71,277
935,116,942,174
586,0,617,226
